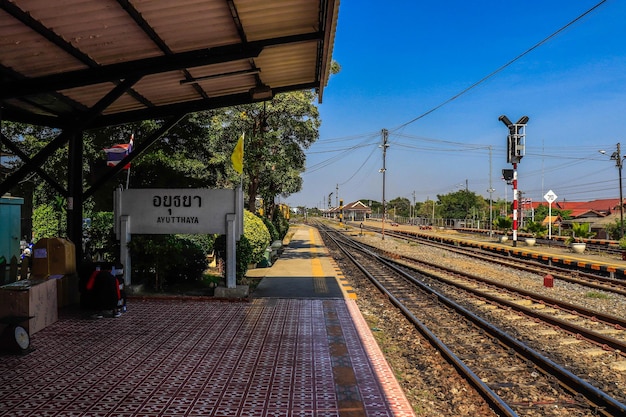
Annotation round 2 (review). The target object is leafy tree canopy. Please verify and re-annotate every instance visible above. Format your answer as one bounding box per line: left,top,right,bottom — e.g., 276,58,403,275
388,197,411,217
437,190,487,220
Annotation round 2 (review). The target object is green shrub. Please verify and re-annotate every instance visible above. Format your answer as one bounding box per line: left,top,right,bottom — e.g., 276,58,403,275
272,210,290,240
261,216,279,242
244,209,271,263
127,234,211,290
234,235,253,280
165,235,211,284
522,220,547,238
214,233,255,281
493,216,512,232
214,209,270,282
607,219,626,241
565,222,595,244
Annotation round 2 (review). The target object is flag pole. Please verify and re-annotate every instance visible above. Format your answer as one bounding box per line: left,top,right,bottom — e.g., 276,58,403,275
126,133,134,189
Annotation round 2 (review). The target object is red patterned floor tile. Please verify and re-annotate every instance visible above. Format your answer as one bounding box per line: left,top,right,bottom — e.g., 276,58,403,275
0,299,415,417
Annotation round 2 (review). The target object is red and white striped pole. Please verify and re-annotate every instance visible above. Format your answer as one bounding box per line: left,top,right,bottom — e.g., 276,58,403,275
512,163,518,247
499,114,528,249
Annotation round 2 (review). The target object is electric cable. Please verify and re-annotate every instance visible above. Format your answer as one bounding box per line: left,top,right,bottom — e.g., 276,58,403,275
390,0,607,132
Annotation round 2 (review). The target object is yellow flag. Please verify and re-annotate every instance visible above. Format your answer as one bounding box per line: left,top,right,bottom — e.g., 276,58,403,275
230,133,244,174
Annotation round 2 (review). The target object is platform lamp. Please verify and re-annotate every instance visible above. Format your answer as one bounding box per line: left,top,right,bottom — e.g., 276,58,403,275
599,143,624,239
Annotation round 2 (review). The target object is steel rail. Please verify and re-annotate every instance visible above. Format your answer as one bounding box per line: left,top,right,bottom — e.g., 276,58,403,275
360,223,626,296
319,224,626,417
385,255,626,354
319,226,519,417
371,246,626,330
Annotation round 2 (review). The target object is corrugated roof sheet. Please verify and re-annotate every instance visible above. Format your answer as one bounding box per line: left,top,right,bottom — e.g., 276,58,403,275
0,0,339,128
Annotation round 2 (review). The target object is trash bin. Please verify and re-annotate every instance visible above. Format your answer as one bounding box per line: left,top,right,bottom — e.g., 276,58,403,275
257,247,272,268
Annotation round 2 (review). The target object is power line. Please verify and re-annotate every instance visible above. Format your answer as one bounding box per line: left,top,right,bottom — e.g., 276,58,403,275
390,0,608,132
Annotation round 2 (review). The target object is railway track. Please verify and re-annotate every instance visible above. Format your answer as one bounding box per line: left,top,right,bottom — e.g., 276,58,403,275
358,222,626,297
358,240,626,355
317,222,626,417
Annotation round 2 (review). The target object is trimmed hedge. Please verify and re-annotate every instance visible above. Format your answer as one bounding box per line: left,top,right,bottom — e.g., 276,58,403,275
244,210,271,264
128,234,214,290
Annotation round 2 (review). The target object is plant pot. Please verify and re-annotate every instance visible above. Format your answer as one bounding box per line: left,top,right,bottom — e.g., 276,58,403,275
571,242,586,254
525,237,536,247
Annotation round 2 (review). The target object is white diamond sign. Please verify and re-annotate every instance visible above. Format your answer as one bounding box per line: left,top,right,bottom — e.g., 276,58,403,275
544,190,558,204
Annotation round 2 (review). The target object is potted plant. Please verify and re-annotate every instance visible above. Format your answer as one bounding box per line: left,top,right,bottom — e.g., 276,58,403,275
522,220,547,246
565,222,596,253
493,216,512,243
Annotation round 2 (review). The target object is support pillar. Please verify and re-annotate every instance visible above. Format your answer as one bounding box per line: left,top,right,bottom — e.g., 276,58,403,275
214,212,248,298
226,213,236,289
67,130,84,261
120,215,131,286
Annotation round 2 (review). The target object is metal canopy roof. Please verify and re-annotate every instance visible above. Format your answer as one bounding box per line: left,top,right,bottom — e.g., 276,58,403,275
0,0,339,129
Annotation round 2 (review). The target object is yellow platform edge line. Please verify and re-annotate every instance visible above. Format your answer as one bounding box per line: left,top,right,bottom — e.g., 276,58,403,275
308,226,357,299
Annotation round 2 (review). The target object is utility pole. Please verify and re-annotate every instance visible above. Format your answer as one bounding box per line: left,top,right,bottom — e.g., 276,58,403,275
616,143,623,239
412,190,416,225
488,145,495,237
380,129,389,240
603,143,625,238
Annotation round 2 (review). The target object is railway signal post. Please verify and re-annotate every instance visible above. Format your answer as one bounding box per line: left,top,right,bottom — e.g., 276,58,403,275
499,115,529,247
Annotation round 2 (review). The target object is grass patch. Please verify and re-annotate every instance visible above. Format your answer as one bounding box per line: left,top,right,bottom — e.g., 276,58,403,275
585,291,609,299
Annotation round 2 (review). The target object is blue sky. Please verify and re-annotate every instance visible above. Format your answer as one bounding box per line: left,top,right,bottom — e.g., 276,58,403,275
287,0,626,210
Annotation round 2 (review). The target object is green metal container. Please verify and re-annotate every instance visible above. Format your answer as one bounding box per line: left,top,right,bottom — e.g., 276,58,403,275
0,195,24,265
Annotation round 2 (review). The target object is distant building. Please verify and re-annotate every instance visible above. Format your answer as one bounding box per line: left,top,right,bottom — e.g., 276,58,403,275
536,198,624,239
327,201,372,221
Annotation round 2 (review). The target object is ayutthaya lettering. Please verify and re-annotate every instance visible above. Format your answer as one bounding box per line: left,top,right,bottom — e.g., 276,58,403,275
152,195,201,207
156,216,200,224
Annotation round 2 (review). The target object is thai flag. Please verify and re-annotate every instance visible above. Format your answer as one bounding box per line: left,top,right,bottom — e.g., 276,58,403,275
104,134,134,170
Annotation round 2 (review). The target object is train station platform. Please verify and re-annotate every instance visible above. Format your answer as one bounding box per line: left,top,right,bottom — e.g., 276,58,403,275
0,225,416,417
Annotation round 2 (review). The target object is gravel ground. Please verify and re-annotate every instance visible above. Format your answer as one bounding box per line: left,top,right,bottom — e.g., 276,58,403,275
327,229,626,416
354,231,626,319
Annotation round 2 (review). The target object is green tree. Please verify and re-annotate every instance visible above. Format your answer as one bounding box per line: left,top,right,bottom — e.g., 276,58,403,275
388,197,411,217
3,81,333,253
32,204,63,240
438,190,487,220
222,91,322,217
417,199,439,222
533,203,572,222
605,219,626,240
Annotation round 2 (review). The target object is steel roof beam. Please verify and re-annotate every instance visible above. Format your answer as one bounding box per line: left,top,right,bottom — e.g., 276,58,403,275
1,32,321,100
86,80,320,128
0,75,140,196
